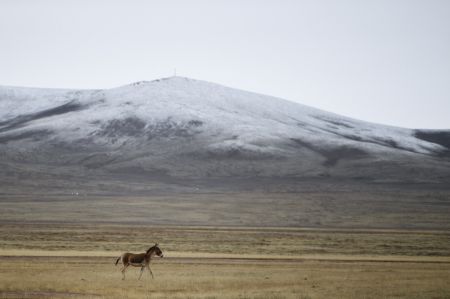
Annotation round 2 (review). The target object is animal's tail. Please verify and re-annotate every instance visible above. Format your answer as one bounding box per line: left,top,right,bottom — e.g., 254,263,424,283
115,256,121,266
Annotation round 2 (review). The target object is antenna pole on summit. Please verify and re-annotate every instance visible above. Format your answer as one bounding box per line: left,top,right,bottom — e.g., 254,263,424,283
174,68,177,77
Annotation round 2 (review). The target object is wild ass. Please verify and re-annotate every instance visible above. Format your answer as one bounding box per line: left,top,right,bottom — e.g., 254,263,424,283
115,244,164,280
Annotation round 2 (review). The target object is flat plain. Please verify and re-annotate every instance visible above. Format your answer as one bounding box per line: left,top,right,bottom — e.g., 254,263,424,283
1,222,450,298
1,187,449,298
1,255,450,299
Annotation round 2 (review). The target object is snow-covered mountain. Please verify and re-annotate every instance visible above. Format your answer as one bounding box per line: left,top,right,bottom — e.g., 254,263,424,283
0,77,449,193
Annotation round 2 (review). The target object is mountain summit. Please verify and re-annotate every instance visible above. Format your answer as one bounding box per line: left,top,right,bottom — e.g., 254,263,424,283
0,77,449,193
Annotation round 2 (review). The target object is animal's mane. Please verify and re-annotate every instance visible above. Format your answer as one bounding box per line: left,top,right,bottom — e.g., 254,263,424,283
146,245,157,254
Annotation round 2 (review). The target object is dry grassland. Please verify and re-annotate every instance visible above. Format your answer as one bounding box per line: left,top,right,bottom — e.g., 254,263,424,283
1,256,450,299
1,223,449,257
1,189,449,298
0,224,449,298
1,191,449,229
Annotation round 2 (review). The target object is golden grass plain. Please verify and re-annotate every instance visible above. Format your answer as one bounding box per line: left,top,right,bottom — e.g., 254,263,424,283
1,255,450,299
1,224,450,298
1,188,449,298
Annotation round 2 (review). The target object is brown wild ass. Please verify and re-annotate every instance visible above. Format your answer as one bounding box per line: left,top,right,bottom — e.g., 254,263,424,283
115,244,164,280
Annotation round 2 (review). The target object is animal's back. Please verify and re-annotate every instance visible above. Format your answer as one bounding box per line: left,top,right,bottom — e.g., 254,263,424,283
129,253,146,263
120,252,146,266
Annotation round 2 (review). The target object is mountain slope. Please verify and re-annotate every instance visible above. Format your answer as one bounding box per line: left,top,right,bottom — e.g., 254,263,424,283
0,77,449,193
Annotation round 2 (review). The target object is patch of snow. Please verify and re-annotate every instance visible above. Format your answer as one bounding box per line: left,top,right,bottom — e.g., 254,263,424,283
0,77,446,156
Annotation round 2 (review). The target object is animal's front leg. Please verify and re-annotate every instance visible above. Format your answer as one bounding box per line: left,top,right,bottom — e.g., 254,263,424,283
147,265,154,279
138,266,144,280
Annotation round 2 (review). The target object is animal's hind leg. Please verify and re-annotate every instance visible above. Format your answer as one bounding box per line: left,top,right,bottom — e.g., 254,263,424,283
138,266,144,280
121,265,129,280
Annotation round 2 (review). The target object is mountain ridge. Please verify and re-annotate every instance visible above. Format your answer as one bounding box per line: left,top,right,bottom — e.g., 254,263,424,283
0,76,449,194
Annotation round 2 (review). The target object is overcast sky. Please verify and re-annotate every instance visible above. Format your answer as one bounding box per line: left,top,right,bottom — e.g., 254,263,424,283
1,0,449,129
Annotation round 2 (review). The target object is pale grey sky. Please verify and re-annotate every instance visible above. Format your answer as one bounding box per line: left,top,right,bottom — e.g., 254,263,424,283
1,0,449,129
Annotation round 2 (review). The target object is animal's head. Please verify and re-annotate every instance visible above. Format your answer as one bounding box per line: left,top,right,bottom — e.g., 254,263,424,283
148,243,164,258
